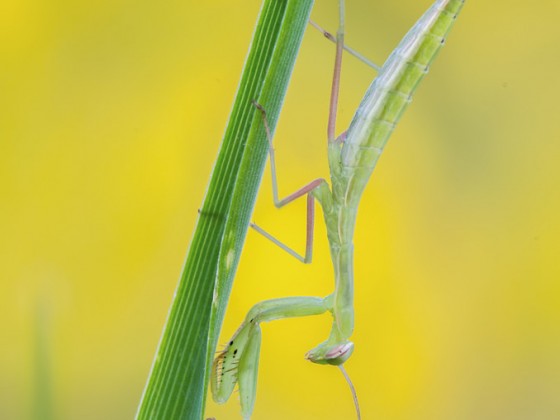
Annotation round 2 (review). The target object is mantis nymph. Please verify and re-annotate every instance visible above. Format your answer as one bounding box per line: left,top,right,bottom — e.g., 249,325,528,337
211,0,465,418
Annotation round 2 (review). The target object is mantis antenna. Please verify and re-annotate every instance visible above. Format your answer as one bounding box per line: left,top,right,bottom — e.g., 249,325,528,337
339,364,361,420
211,1,465,418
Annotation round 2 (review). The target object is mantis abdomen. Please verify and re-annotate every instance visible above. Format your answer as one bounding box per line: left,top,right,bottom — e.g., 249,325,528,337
337,0,465,207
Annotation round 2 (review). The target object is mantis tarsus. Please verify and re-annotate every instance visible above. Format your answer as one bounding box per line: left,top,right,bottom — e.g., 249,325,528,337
211,0,465,418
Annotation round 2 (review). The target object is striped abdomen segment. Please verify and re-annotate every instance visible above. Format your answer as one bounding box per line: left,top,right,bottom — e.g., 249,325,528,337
339,0,465,205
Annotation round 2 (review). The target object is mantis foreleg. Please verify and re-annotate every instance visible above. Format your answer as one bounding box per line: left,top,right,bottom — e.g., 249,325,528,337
211,296,331,419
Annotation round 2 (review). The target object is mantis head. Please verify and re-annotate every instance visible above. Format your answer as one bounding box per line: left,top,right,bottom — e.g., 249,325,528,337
305,340,354,365
306,340,361,419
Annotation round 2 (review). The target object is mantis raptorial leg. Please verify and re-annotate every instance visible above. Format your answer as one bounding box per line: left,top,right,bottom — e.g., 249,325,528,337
211,1,465,418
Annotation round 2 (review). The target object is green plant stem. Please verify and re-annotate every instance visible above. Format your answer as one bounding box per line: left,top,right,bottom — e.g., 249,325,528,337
136,1,314,419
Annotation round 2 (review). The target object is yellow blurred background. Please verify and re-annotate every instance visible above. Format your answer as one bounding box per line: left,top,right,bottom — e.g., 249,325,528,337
2,0,559,419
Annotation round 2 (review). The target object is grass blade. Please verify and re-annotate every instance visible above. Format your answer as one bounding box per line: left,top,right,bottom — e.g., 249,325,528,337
136,1,314,419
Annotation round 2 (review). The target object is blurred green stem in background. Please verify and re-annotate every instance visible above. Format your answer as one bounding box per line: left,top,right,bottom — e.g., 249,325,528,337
136,1,314,419
33,297,54,420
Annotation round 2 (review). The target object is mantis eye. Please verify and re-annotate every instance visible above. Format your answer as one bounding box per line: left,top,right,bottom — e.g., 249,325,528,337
325,342,354,361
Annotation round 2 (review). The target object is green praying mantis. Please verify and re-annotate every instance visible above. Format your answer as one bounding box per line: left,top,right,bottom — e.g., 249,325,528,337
211,0,465,418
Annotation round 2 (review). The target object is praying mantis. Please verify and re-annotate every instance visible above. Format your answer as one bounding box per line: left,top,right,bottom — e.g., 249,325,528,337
211,0,465,418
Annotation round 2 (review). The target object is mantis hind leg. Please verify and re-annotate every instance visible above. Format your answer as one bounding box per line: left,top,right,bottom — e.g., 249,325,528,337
251,101,333,264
